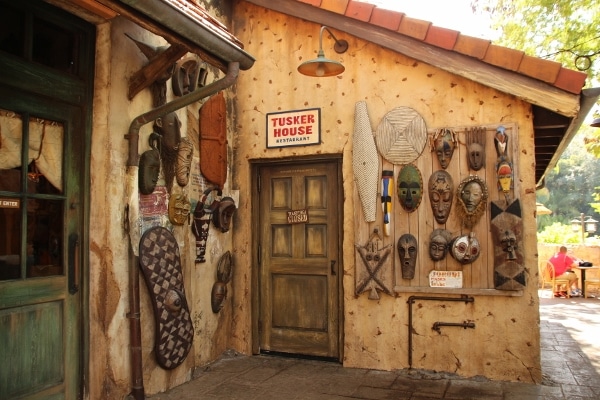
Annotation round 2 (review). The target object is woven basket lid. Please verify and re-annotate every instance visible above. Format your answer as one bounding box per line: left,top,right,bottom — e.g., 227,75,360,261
375,107,427,165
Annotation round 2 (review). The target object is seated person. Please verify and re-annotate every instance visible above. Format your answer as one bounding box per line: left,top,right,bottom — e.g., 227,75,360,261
548,246,581,297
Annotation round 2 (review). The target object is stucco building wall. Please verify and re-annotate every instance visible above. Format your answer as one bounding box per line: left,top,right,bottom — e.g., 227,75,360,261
231,2,541,382
87,15,238,398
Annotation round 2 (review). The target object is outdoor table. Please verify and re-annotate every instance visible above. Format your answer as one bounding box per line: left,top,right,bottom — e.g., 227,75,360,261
574,265,599,297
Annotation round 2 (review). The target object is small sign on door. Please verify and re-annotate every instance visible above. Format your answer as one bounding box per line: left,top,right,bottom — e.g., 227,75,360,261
287,209,308,224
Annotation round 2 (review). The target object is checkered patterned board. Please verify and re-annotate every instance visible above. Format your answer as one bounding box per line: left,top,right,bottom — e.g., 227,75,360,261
139,226,194,369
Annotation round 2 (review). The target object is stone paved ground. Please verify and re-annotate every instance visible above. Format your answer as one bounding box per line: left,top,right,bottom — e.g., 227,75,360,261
147,290,600,400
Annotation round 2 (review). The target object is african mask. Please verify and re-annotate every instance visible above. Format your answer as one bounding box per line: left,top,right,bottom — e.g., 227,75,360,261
155,112,182,193
456,175,488,229
494,125,508,157
211,282,227,313
430,128,457,169
155,112,182,152
496,159,513,195
213,196,237,233
429,229,452,261
428,170,453,224
172,55,206,96
397,164,423,213
138,133,161,195
466,127,486,171
500,229,517,260
176,137,193,187
168,192,191,225
397,233,417,280
450,232,481,265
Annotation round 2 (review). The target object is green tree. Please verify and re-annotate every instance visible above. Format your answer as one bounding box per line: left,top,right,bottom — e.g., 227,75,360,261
472,0,600,241
472,0,600,85
538,134,600,231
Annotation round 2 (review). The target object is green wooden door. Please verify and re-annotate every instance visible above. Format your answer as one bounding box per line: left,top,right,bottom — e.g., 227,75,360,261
0,1,94,398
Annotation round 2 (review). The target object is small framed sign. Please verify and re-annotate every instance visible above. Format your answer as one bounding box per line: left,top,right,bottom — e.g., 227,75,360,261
266,108,320,148
429,270,463,288
0,197,20,209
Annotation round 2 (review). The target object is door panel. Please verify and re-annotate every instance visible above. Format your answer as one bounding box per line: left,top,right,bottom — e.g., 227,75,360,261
0,1,94,398
0,102,82,400
259,161,341,358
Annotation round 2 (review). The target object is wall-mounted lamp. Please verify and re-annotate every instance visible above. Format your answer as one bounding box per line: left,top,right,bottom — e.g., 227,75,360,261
570,212,598,244
297,25,348,77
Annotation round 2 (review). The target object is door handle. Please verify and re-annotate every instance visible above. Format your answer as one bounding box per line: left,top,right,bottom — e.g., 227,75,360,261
69,233,80,294
330,260,336,276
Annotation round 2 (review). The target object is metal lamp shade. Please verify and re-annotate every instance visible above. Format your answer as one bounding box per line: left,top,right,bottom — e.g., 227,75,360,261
298,50,345,77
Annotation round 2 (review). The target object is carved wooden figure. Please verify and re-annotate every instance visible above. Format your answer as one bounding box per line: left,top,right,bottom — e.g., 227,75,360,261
494,125,508,158
355,228,394,300
491,199,525,290
200,92,228,190
155,112,182,194
211,251,233,313
381,170,393,236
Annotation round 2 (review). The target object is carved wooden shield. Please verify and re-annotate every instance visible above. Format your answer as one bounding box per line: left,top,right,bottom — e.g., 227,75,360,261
199,91,227,189
139,227,194,369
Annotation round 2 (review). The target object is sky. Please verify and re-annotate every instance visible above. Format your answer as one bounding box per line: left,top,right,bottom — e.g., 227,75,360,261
367,0,500,40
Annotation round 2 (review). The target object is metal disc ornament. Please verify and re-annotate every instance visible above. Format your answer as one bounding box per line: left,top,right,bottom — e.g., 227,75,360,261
375,107,427,165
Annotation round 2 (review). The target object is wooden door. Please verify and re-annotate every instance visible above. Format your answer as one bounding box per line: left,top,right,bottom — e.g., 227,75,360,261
0,1,94,398
258,160,341,358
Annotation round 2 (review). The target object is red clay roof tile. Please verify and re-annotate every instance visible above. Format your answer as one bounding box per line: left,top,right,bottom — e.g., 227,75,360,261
482,44,524,71
346,1,375,22
292,0,587,95
370,8,404,31
298,0,322,5
518,55,562,84
397,16,431,41
453,35,491,60
424,26,459,50
554,67,588,94
320,0,349,14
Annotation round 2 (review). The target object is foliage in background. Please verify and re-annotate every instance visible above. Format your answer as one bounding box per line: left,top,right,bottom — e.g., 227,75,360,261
471,0,600,243
471,0,600,86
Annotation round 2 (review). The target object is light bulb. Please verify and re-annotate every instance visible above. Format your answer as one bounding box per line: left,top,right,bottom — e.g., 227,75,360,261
316,64,325,77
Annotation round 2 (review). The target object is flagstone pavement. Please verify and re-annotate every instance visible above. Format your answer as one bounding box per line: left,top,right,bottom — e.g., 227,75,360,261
147,290,600,399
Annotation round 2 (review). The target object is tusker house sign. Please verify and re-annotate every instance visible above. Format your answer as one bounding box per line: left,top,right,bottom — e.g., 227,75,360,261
266,108,320,148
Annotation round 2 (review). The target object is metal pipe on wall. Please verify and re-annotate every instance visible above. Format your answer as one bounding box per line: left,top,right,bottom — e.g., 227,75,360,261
406,295,475,368
125,61,240,400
